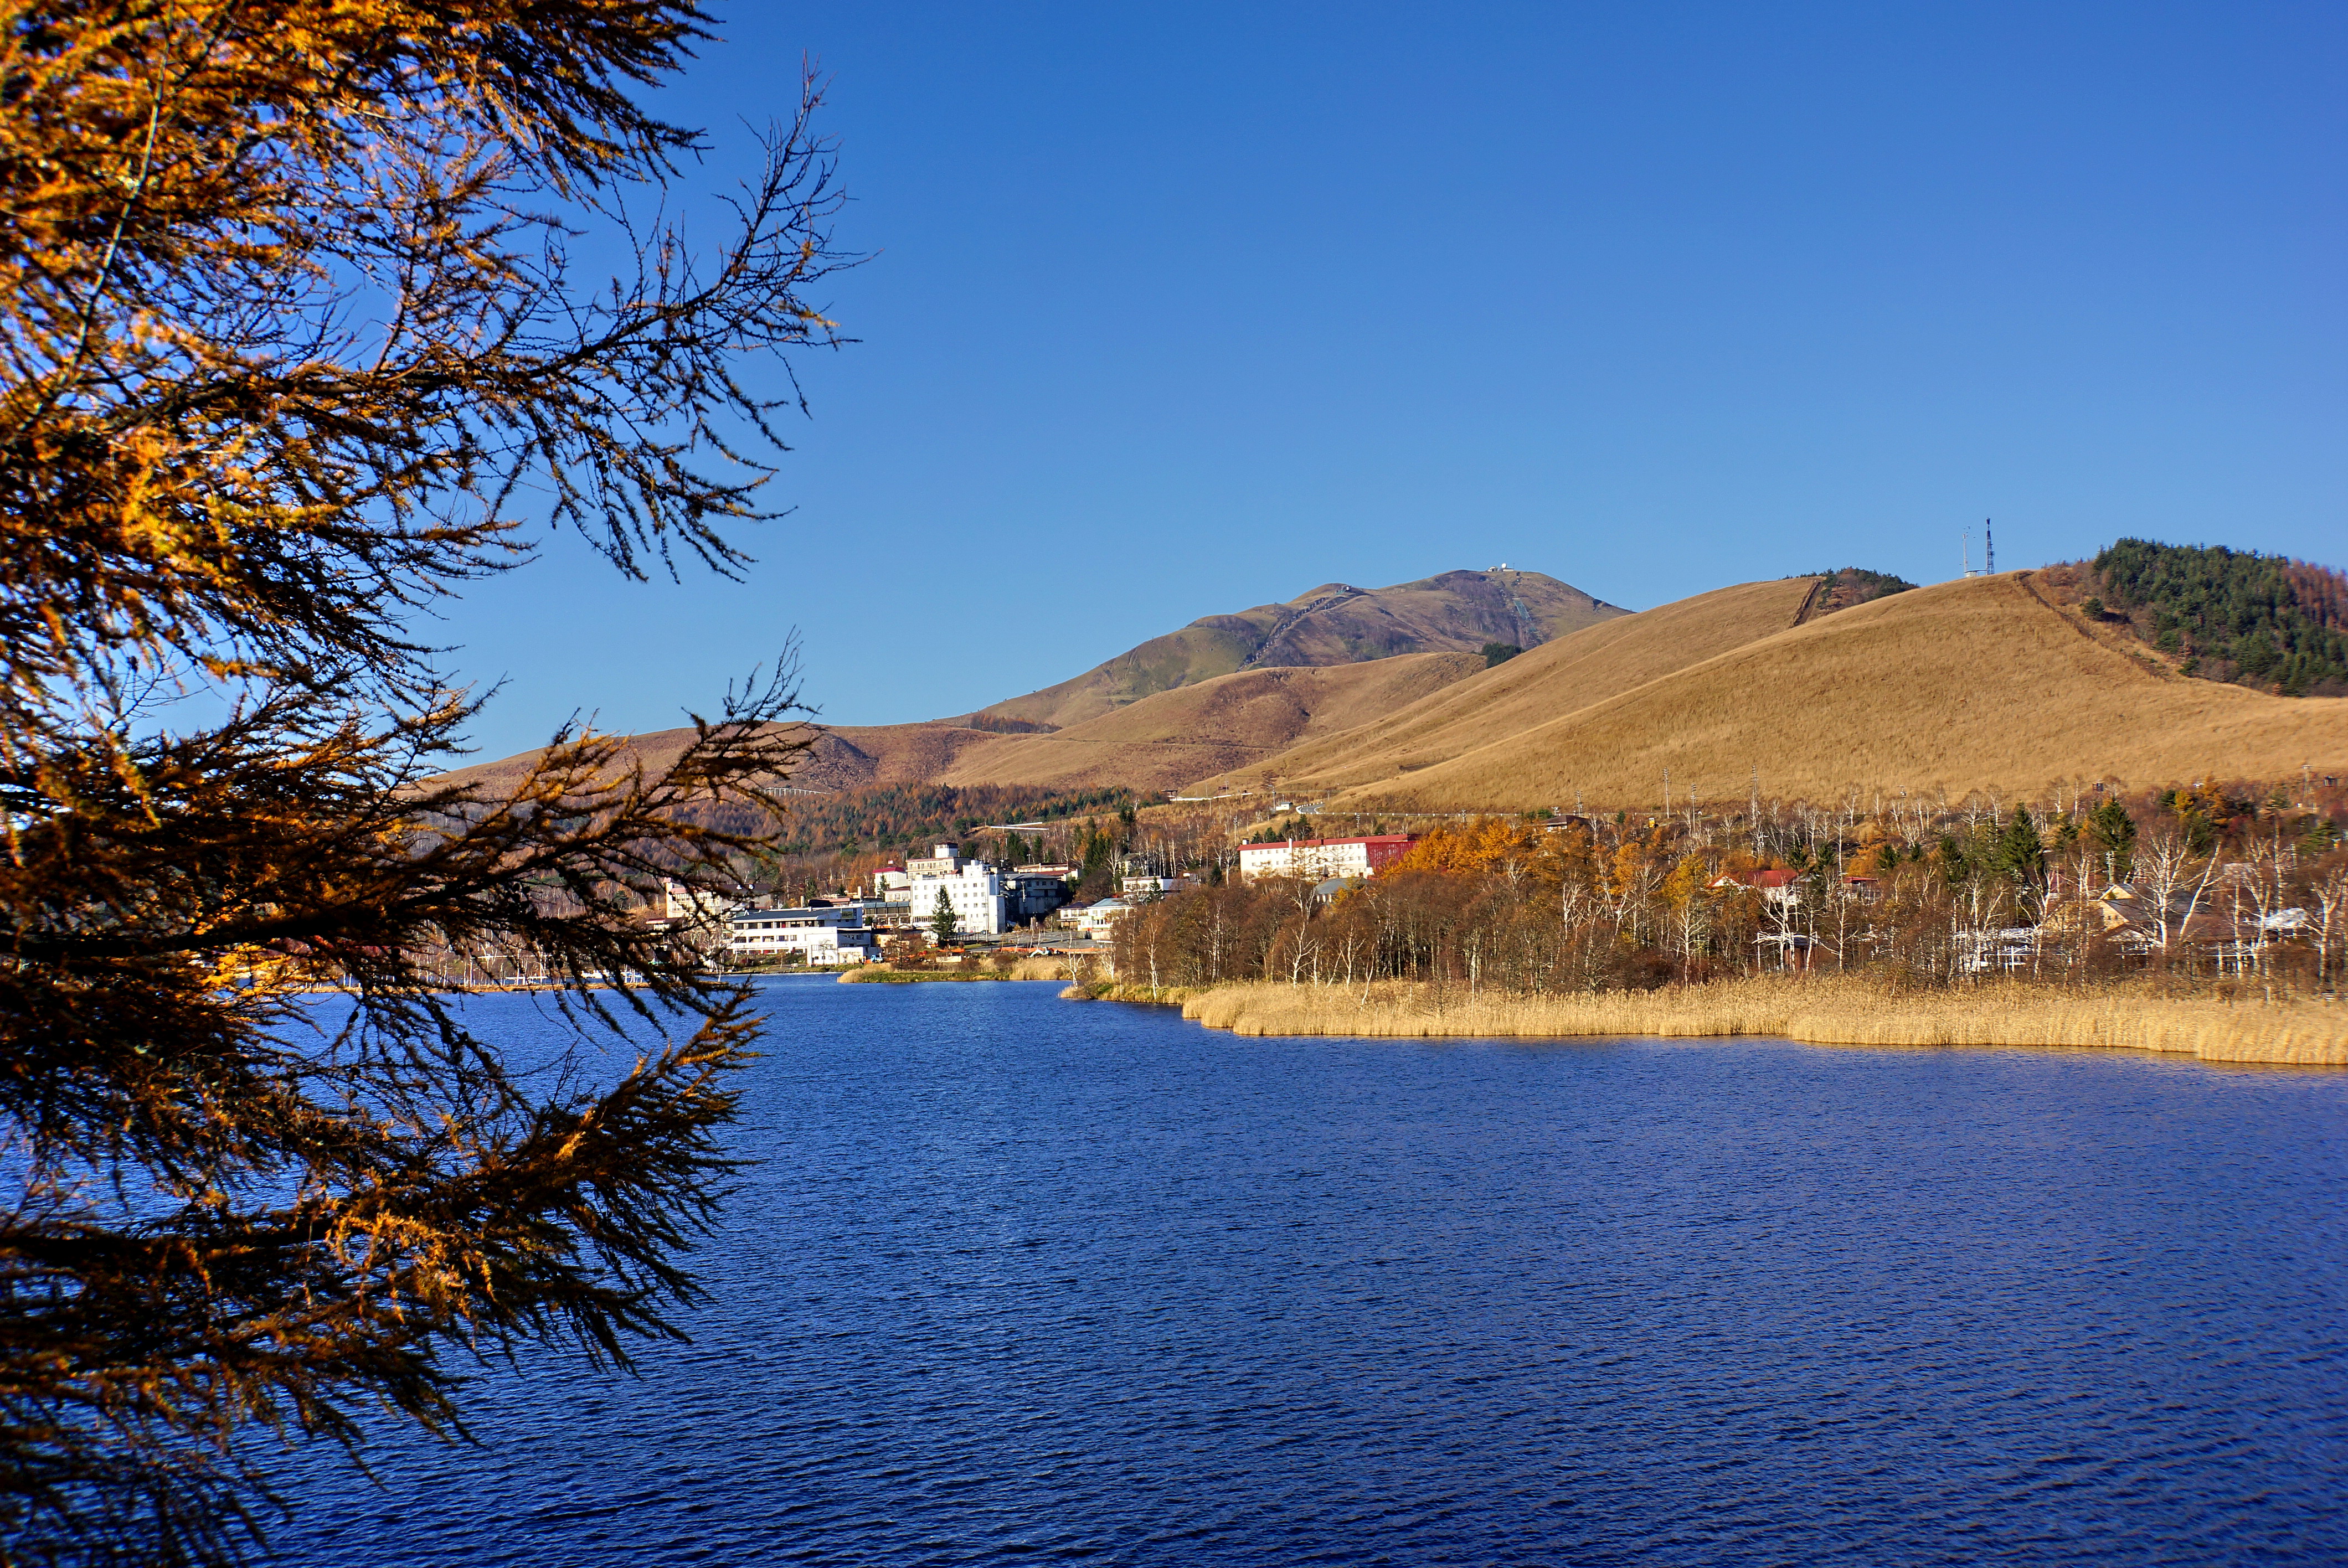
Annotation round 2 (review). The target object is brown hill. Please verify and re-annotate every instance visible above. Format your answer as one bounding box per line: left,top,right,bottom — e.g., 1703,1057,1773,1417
440,565,1620,800
1186,576,1817,798
979,568,1626,730
934,652,1483,793
1306,571,2348,811
441,650,1487,804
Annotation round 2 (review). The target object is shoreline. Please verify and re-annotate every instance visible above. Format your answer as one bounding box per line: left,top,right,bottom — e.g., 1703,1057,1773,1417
1067,977,2348,1067
841,958,1075,984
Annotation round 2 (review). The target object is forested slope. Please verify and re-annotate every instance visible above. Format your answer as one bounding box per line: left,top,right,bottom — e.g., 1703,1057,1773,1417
2087,539,2348,696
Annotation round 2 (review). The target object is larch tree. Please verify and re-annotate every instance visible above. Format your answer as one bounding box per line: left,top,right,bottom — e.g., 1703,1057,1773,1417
0,4,846,1563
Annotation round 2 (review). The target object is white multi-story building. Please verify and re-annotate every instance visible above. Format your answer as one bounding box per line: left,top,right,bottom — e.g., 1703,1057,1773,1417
728,903,880,965
1235,834,1416,884
903,843,1008,936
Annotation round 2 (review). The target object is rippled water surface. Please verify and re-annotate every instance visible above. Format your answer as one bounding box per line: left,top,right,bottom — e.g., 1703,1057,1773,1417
271,977,2348,1565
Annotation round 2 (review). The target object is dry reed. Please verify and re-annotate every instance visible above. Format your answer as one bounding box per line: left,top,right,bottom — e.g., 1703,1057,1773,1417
839,956,1074,983
1173,976,2348,1066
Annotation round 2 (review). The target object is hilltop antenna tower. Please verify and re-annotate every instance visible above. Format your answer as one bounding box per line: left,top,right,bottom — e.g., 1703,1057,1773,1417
1985,519,1994,575
1962,529,1973,578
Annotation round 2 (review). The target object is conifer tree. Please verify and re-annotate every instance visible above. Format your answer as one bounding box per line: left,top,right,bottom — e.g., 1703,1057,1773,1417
0,6,846,1561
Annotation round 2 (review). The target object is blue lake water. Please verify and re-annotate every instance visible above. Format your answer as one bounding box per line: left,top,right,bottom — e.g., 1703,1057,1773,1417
270,977,2348,1565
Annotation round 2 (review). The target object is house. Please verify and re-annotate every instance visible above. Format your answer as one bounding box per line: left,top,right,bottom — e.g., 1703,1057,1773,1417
657,875,747,930
1711,868,1802,906
728,904,880,965
1752,931,1830,971
2080,883,2311,971
1956,927,2042,973
1069,898,1132,940
1002,869,1076,925
1237,834,1415,884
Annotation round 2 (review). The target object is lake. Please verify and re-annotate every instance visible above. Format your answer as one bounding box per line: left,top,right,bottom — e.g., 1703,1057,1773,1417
271,976,2348,1565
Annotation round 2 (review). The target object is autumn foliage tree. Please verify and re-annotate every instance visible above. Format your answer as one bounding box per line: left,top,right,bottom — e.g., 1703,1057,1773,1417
0,4,846,1562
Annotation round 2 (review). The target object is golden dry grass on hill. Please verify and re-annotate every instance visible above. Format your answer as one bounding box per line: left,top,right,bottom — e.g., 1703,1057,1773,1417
1170,977,2348,1066
934,652,1483,792
1186,577,1816,797
1312,572,2348,811
439,649,1488,801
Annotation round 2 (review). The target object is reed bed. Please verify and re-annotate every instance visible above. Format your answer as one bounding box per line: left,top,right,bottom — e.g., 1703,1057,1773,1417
840,956,1074,984
1060,980,1205,1006
1171,977,2348,1066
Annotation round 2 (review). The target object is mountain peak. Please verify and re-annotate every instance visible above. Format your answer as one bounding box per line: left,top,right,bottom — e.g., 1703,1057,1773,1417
979,567,1629,730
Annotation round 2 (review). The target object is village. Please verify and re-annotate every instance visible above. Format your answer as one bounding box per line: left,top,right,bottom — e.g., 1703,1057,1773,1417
651,831,1423,969
650,795,2340,987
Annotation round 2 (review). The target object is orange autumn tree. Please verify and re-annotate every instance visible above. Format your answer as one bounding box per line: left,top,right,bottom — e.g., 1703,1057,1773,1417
0,5,845,1563
1388,817,1549,876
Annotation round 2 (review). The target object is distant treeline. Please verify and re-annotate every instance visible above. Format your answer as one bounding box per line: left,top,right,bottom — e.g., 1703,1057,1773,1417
2091,539,2348,697
1110,780,2348,996
769,782,1137,855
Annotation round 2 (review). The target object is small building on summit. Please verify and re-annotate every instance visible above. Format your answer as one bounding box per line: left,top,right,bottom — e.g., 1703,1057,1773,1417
1237,834,1416,884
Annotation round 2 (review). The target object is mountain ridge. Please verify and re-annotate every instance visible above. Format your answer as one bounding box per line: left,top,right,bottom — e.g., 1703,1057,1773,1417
975,567,1628,730
1293,571,2348,811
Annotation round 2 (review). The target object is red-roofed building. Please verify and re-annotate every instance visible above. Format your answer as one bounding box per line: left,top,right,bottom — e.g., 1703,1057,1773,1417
1237,834,1417,884
1711,868,1803,906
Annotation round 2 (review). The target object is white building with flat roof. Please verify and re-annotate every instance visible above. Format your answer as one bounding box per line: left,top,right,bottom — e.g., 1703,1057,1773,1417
1236,834,1417,884
1070,898,1132,940
903,843,1008,936
728,904,880,965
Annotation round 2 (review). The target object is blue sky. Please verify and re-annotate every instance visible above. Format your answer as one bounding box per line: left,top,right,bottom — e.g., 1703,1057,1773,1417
430,2,2346,759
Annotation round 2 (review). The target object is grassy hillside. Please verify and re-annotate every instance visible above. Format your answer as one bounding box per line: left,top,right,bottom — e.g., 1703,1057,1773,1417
978,568,1625,730
933,651,1483,793
440,651,1487,806
1320,571,2348,811
1186,576,1817,797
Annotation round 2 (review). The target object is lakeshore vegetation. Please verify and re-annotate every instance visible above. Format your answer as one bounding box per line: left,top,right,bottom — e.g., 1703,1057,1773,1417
1080,778,2348,1065
1144,978,2345,1066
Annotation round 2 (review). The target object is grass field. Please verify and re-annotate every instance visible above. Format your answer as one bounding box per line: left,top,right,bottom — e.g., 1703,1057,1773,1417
1156,976,2348,1066
1186,577,1814,798
931,652,1484,793
1306,572,2348,811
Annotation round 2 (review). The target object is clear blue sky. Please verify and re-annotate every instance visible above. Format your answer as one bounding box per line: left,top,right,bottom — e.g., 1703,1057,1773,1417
430,1,2345,760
